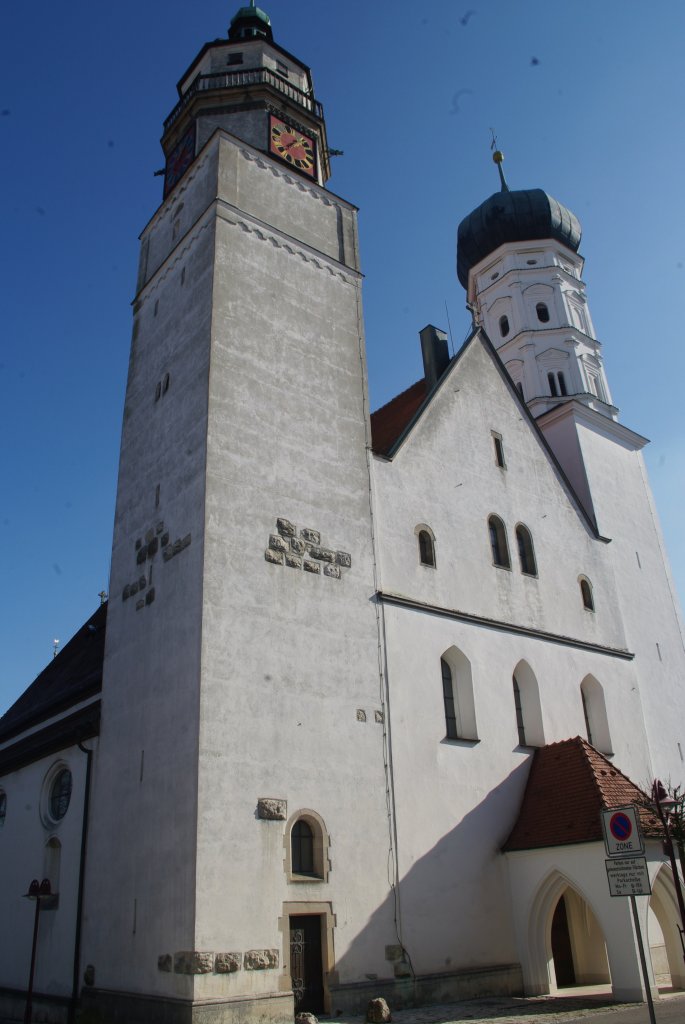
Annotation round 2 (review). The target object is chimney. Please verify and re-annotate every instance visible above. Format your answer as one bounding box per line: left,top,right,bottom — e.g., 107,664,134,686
420,325,450,391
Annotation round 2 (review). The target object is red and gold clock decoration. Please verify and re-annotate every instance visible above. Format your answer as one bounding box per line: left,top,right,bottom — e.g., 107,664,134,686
269,115,316,179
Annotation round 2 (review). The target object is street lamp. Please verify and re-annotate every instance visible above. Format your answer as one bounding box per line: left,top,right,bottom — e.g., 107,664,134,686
652,780,685,965
23,878,55,1024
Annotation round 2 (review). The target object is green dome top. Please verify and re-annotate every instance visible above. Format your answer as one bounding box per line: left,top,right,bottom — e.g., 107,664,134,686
229,2,272,41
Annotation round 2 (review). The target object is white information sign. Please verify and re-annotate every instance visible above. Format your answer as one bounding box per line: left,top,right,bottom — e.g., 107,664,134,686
601,805,645,857
605,857,651,897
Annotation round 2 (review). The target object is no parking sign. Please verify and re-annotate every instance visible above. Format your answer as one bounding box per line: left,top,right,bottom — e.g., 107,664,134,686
601,805,645,857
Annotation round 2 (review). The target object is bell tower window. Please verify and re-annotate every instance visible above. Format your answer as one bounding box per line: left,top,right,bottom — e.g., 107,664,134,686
536,302,550,323
499,315,510,338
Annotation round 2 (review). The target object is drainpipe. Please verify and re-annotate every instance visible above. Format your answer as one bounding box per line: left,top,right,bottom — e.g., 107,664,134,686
69,741,93,1024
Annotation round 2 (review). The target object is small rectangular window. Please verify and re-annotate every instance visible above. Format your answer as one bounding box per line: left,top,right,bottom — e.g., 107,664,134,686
227,52,243,65
276,59,289,78
493,433,505,468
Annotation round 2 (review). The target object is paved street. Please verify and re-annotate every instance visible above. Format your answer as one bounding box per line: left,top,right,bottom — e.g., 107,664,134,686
335,989,685,1024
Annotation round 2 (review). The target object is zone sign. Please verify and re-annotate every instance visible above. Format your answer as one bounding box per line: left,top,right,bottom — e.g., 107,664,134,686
601,805,645,858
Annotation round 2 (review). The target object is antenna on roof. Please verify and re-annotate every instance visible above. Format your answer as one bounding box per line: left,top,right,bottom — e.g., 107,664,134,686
52,638,60,659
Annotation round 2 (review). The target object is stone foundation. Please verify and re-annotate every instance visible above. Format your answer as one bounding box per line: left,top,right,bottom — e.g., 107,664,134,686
0,985,70,1024
80,987,294,1024
328,963,523,1015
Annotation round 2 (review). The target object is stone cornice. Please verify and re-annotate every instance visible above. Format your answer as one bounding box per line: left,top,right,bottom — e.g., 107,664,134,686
537,399,649,451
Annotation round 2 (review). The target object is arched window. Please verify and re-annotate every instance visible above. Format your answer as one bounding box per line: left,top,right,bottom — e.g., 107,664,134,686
286,810,330,882
557,371,567,396
581,676,612,754
488,515,510,569
440,647,478,742
416,526,436,568
548,372,558,397
536,302,550,323
499,314,510,338
292,820,314,875
580,577,594,611
512,660,545,747
516,524,537,576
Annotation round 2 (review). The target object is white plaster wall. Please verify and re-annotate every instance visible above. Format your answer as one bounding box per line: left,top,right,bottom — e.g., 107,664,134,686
574,423,685,784
0,743,92,995
190,134,395,1001
82,157,218,997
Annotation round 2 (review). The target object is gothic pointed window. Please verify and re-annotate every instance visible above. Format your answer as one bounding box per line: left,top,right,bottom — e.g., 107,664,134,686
516,524,537,576
441,658,458,740
512,660,545,747
580,675,612,754
488,515,510,569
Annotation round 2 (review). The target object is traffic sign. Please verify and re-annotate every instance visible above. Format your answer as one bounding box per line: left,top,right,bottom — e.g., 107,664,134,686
605,857,651,897
601,805,645,857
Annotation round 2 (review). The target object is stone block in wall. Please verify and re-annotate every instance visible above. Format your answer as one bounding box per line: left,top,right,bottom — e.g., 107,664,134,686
148,536,159,557
367,997,392,1022
303,560,320,574
286,555,302,569
146,587,155,605
139,576,147,590
174,951,214,974
336,551,352,568
290,538,306,555
158,954,173,972
137,546,147,564
375,710,384,724
277,518,296,537
265,549,284,565
324,564,341,579
135,538,143,550
156,521,165,534
244,949,279,970
163,546,174,562
300,528,320,545
161,532,170,547
356,709,367,722
215,952,242,973
309,546,335,562
269,534,288,554
257,798,287,820
145,528,155,543
136,599,144,611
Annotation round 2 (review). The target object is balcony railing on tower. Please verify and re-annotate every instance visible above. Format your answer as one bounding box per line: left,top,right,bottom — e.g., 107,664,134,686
164,68,323,133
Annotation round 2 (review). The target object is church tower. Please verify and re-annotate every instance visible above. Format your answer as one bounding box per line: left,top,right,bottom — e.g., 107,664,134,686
82,6,392,1021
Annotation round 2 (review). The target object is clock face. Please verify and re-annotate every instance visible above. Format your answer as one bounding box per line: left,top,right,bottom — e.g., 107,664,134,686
164,126,196,198
269,116,316,179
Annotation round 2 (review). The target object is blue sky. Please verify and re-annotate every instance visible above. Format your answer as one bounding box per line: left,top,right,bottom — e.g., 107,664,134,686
1,1,684,710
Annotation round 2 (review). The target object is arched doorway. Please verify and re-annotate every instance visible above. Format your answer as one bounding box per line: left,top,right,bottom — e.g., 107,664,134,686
549,885,611,990
648,866,685,991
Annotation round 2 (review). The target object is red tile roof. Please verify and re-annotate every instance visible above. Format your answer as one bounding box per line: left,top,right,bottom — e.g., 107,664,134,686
503,736,662,852
370,379,427,456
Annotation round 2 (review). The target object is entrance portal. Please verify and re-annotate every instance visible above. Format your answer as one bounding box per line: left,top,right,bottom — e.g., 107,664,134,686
551,895,576,987
289,915,324,1014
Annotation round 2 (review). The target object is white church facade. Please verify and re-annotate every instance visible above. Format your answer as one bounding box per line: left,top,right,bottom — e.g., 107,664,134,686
2,5,685,1023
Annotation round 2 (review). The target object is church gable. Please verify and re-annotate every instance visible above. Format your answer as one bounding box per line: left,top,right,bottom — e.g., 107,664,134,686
371,330,626,649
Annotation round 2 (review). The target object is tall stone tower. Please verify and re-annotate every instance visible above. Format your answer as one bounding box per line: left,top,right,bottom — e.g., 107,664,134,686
82,6,392,1021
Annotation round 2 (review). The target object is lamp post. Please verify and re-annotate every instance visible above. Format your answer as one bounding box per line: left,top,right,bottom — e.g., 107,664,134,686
23,878,54,1024
652,780,685,965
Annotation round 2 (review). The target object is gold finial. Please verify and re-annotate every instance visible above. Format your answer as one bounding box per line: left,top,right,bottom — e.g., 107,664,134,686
489,130,509,192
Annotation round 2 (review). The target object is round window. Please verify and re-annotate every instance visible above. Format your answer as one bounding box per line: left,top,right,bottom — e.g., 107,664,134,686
49,769,72,821
0,790,6,827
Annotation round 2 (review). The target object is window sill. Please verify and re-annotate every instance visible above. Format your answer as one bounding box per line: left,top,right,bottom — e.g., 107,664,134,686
514,743,540,752
441,737,480,747
289,874,325,884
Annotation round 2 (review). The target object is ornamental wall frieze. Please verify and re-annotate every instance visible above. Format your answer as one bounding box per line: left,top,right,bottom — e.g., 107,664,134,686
265,517,351,580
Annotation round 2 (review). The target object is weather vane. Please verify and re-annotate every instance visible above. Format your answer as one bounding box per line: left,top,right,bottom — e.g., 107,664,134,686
489,129,509,192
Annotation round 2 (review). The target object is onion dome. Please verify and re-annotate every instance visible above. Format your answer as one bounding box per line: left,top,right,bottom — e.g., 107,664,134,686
457,151,581,288
229,1,273,42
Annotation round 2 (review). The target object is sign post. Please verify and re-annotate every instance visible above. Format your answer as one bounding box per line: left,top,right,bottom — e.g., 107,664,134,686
601,806,656,1024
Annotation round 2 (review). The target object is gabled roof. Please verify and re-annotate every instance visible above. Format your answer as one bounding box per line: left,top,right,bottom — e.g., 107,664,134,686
0,603,106,745
370,378,427,456
503,736,662,852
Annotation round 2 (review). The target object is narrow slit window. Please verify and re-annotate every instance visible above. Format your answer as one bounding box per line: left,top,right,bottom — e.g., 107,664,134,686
558,371,567,396
499,314,510,338
493,433,505,468
513,676,526,746
547,372,558,397
418,529,435,567
580,577,594,611
516,381,524,400
536,302,550,323
488,515,510,569
581,688,593,745
441,658,458,740
516,524,537,576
